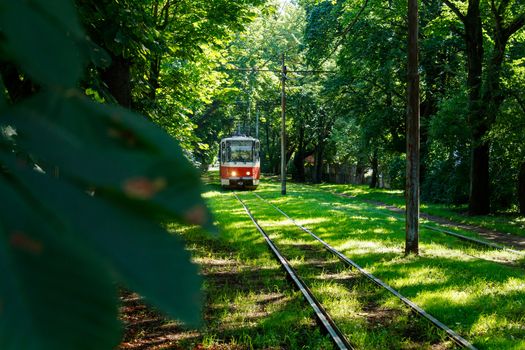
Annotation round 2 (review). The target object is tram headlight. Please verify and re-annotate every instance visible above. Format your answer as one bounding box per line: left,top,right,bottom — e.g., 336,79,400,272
246,171,251,176
231,170,237,177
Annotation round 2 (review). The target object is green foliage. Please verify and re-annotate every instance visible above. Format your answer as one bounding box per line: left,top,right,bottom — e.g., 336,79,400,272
206,0,331,177
487,37,525,212
0,1,210,348
385,153,406,189
301,0,409,185
300,0,525,212
75,0,265,166
422,92,470,204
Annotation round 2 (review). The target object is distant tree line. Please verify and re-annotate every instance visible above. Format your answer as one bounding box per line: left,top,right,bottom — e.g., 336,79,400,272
204,0,524,215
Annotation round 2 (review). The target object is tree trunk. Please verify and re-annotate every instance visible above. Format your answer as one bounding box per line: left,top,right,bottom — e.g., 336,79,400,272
292,126,306,182
148,55,161,100
101,53,132,108
518,162,525,216
313,145,324,184
468,140,490,214
292,153,306,182
264,122,275,173
370,149,379,188
463,2,489,215
355,162,365,184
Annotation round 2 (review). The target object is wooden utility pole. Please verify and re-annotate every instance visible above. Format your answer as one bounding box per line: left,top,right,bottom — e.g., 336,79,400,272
406,0,419,254
255,109,260,139
281,53,287,195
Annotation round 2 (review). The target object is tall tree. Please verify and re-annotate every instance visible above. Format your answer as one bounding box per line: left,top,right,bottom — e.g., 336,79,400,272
443,0,525,214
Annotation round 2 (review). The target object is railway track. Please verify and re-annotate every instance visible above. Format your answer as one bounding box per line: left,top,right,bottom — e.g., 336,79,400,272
234,191,477,350
234,193,354,350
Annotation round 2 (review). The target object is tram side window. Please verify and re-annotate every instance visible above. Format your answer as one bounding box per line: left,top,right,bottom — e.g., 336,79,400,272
220,142,226,164
255,141,260,162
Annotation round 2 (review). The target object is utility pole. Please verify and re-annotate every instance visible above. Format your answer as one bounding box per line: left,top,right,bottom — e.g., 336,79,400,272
281,53,287,195
255,109,259,139
247,70,254,136
406,0,419,254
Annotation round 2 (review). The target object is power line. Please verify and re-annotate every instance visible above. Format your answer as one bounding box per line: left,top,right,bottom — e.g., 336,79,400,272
218,67,335,74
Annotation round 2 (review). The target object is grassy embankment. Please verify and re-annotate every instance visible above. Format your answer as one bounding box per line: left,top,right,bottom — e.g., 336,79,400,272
316,183,525,238
168,173,524,349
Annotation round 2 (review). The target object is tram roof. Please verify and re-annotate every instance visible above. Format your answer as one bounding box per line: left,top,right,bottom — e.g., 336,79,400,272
221,136,259,142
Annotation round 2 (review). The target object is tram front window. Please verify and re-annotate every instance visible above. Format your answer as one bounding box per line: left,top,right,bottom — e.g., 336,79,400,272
227,141,253,163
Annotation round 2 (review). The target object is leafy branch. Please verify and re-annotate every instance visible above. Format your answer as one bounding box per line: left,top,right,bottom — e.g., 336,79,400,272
0,1,208,349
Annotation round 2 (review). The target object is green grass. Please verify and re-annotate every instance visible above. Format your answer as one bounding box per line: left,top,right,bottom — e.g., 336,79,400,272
237,192,457,349
249,180,525,349
163,173,525,349
316,183,525,238
167,178,335,349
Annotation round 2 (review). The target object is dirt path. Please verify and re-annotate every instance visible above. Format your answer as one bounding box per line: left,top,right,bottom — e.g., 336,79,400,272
333,192,525,251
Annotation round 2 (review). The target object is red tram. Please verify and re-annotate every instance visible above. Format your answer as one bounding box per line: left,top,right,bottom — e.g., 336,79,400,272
220,135,260,189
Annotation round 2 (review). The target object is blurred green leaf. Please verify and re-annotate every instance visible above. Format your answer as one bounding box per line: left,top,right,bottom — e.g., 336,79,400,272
0,174,121,350
1,153,203,327
3,91,211,227
0,78,6,110
0,1,83,87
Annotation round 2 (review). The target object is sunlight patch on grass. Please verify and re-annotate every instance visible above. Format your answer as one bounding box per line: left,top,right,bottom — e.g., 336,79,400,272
295,217,330,226
257,218,298,228
372,227,389,234
496,277,525,295
312,282,361,319
419,245,474,262
471,314,501,336
202,190,223,199
416,289,470,307
338,240,402,255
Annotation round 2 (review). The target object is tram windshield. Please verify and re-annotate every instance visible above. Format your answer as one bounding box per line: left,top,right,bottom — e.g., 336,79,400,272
226,140,254,163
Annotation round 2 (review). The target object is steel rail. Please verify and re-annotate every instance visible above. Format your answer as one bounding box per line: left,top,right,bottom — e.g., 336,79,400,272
253,192,478,350
328,191,524,256
233,193,354,350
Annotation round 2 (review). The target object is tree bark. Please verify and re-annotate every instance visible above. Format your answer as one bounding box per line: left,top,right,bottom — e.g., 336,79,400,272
518,162,525,215
264,122,273,172
355,161,366,184
468,140,490,214
406,0,420,255
101,53,132,108
292,125,306,182
463,1,489,215
370,148,379,188
147,55,161,101
313,145,324,184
